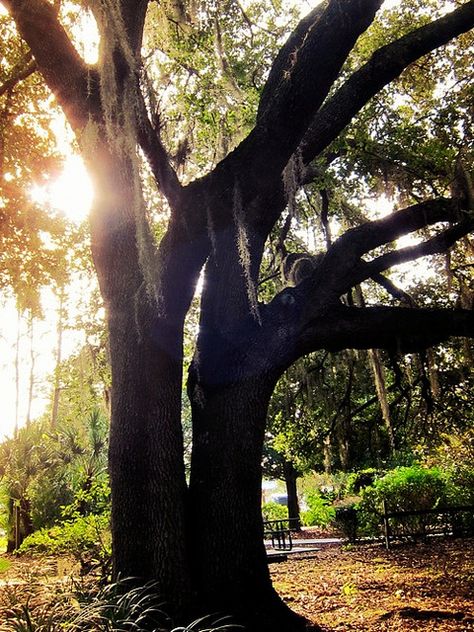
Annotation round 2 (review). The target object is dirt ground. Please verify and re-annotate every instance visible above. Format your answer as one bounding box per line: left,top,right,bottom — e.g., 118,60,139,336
0,538,472,630
271,538,474,631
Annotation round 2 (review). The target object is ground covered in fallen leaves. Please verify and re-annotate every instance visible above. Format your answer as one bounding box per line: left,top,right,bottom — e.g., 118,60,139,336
0,538,472,630
271,538,474,631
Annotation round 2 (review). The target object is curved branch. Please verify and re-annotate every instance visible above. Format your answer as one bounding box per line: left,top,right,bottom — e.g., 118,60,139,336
135,91,183,210
300,198,466,304
362,220,474,278
0,55,36,97
301,0,474,165
1,0,97,130
298,305,474,356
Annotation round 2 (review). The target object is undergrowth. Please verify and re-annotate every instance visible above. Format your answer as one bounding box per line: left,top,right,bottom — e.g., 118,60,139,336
0,576,242,632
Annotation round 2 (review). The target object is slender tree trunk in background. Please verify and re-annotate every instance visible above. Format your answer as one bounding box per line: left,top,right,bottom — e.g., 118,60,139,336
51,288,65,429
323,434,333,473
19,496,33,543
337,420,351,471
25,314,35,427
368,348,396,454
283,459,301,530
426,348,440,399
6,498,15,553
14,309,21,438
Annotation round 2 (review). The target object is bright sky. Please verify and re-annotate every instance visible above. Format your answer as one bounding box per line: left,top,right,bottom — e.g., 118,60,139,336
0,291,88,439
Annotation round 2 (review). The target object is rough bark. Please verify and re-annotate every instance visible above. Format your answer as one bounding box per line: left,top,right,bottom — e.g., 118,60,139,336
188,373,305,631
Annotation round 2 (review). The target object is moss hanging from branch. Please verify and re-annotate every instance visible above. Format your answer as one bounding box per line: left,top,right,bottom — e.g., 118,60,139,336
368,348,396,454
282,147,304,220
92,0,163,309
232,178,261,324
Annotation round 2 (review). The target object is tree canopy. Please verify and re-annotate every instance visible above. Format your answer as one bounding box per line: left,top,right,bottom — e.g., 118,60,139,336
1,1,473,630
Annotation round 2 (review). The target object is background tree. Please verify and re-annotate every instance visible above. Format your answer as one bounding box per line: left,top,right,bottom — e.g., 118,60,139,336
1,1,474,630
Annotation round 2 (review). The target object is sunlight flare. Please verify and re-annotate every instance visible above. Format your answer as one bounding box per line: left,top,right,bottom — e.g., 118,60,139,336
31,155,94,223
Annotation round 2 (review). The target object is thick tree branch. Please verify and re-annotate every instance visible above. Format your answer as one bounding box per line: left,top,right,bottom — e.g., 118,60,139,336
135,91,183,210
224,0,383,191
1,0,97,130
298,198,467,307
298,305,474,356
361,220,474,279
118,0,148,56
335,199,466,257
300,0,474,165
256,3,328,121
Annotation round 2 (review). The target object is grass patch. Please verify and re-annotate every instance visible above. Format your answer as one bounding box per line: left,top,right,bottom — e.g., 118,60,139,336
0,557,11,573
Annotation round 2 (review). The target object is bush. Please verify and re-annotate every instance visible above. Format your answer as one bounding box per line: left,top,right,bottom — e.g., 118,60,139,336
301,491,335,527
262,501,288,522
358,466,449,537
334,506,358,542
18,513,111,577
346,468,379,495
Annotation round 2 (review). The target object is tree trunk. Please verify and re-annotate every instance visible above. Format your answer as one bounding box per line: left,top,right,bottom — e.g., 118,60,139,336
283,459,301,530
25,313,35,427
51,288,65,429
107,301,191,605
14,309,21,438
188,374,307,632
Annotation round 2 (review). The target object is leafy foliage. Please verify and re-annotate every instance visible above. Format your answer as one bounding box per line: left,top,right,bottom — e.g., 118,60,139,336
357,464,474,536
0,14,72,312
18,513,111,578
301,491,335,528
0,409,109,549
261,501,288,523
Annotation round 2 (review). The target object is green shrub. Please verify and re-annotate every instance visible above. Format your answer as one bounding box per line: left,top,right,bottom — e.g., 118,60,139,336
301,491,335,527
18,514,111,577
334,505,358,542
262,501,288,522
358,466,449,536
346,468,379,495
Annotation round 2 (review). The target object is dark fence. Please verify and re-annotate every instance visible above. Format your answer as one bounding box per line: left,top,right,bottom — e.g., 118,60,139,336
263,518,300,550
382,501,474,550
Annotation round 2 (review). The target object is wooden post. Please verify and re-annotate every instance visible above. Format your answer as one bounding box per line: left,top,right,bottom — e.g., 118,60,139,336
382,500,391,550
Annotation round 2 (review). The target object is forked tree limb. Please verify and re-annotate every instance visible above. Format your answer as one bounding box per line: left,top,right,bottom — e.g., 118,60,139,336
300,0,474,166
361,220,474,279
220,0,383,192
297,198,467,304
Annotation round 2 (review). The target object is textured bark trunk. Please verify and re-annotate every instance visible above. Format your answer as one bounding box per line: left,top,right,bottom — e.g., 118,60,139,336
188,377,307,632
107,304,191,604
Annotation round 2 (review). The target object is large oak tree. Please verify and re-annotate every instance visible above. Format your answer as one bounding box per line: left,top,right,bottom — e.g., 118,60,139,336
2,0,473,629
